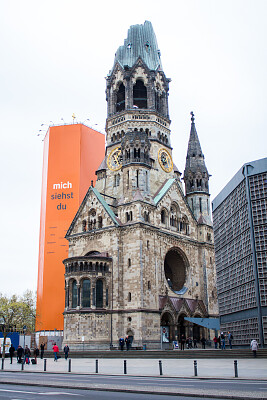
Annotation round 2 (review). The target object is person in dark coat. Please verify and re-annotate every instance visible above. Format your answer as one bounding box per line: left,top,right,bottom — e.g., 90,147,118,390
33,347,39,363
24,345,31,364
40,343,45,359
119,337,124,350
201,337,206,349
180,334,186,350
64,345,70,360
9,344,15,364
17,345,24,363
125,336,130,351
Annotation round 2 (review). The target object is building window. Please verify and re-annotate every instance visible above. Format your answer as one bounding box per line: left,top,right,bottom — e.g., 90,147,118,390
116,83,125,112
98,216,103,229
136,170,139,188
128,292,131,302
128,258,131,267
72,281,78,308
106,288,108,307
147,240,149,249
82,279,91,307
144,211,149,222
161,210,166,224
148,281,151,290
96,280,103,308
133,79,147,109
199,198,202,213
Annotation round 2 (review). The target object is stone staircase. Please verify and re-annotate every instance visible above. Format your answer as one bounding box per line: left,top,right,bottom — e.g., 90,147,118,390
41,348,267,359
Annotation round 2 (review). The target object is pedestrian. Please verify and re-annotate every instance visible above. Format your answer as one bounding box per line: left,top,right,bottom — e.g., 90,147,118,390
220,332,226,350
201,337,206,349
64,344,70,360
40,343,45,359
213,336,218,349
228,332,233,349
9,344,15,364
119,337,124,351
24,345,31,365
33,347,39,363
17,345,24,363
180,334,186,351
217,335,221,349
125,336,130,351
52,342,59,361
250,339,258,358
193,338,197,348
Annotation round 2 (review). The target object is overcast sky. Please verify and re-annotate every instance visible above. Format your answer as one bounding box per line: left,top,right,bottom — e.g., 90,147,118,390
1,0,266,296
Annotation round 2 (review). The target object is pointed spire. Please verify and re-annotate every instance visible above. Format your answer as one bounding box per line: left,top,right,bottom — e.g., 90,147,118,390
184,112,209,196
185,112,204,167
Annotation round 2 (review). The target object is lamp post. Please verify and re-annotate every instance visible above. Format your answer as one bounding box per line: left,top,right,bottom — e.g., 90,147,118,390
23,326,27,349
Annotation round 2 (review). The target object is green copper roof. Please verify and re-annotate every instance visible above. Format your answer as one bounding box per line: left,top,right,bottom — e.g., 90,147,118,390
92,187,119,226
154,178,176,205
113,21,162,71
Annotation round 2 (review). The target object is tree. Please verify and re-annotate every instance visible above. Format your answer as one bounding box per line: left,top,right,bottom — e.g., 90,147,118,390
0,291,36,358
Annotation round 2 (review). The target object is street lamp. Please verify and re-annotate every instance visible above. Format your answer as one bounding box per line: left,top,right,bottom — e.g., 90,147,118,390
23,326,27,349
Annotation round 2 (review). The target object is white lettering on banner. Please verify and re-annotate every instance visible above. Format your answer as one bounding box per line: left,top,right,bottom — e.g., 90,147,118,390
53,181,72,190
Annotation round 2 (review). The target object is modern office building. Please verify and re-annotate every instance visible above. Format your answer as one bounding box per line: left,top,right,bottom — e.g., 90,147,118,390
62,21,218,350
36,123,105,333
212,158,267,346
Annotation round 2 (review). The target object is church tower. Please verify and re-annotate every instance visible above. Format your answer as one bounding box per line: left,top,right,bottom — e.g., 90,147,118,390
62,22,218,350
183,112,212,226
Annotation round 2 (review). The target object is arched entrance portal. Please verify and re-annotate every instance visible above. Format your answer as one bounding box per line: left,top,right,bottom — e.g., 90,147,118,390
161,312,175,345
164,248,188,294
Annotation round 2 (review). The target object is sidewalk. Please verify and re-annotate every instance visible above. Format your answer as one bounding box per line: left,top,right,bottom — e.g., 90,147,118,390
1,357,267,379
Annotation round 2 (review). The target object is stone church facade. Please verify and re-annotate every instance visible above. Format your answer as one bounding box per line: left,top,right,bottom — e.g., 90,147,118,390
63,21,218,349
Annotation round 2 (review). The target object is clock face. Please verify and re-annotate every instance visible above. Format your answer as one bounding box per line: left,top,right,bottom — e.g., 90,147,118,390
158,148,173,172
107,147,122,171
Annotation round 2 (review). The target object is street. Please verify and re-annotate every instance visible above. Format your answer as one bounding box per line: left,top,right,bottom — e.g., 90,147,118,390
0,372,267,399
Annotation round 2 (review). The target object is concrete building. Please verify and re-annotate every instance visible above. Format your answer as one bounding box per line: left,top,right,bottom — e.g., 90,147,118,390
62,21,218,349
212,157,267,346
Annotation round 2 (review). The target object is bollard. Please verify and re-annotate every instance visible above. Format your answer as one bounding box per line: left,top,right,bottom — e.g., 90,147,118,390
1,358,4,370
124,360,127,374
95,359,98,373
68,358,71,372
194,360,198,376
21,361,24,371
44,358,47,372
234,360,238,378
159,360,163,376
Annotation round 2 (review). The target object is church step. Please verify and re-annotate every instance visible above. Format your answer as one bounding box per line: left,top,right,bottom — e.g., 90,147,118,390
39,348,267,359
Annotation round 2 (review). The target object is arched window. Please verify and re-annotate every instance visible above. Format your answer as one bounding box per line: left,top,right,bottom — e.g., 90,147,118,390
133,80,147,109
72,281,78,308
116,83,125,112
98,216,102,229
161,209,166,224
82,279,91,307
128,292,132,302
96,280,103,308
82,220,87,232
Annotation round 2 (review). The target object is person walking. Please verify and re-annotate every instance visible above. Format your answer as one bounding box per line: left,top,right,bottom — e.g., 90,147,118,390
250,339,258,357
228,332,233,349
213,336,218,349
220,332,226,350
193,338,197,348
119,337,124,351
180,334,186,351
52,343,59,361
17,345,24,363
9,344,15,364
24,345,31,365
40,343,45,359
64,344,70,360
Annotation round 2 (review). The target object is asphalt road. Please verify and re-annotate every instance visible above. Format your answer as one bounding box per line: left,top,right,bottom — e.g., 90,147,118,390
0,384,240,400
1,372,267,399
